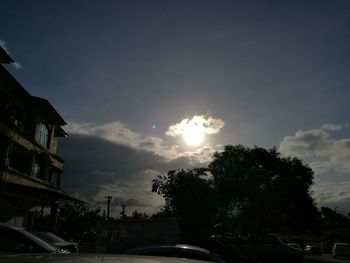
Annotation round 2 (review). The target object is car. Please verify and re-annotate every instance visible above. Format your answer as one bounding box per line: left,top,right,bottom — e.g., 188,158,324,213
332,242,350,258
125,244,226,263
32,232,78,253
207,235,259,263
0,223,60,254
287,243,302,250
245,234,304,261
304,245,322,256
1,254,217,263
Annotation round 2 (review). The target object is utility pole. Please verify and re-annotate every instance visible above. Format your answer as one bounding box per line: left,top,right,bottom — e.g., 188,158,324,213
105,196,113,220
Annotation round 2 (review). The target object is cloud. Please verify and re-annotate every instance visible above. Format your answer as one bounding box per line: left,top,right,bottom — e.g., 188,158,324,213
311,182,350,213
59,134,186,216
66,121,179,159
66,121,220,164
279,124,350,174
313,182,350,203
279,129,332,157
321,123,348,131
60,121,221,216
0,39,10,54
12,62,23,70
166,115,225,137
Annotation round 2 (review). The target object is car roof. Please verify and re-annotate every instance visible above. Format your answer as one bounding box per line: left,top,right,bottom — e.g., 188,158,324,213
0,254,213,263
127,244,211,254
0,222,24,231
0,223,57,253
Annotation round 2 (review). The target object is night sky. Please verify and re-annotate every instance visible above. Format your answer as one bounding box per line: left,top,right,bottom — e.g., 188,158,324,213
1,0,350,216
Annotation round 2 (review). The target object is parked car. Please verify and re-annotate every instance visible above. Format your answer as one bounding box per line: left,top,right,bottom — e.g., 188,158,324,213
125,244,226,263
287,243,302,251
304,245,322,256
332,242,350,258
245,234,304,261
1,254,216,263
33,232,78,253
0,223,60,254
207,235,259,263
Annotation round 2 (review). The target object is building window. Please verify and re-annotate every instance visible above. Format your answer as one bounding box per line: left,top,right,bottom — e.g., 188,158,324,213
50,172,60,187
36,123,49,148
32,159,41,178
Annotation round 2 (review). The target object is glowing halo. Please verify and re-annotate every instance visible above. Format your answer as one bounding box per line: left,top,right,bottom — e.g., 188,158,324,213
182,126,205,146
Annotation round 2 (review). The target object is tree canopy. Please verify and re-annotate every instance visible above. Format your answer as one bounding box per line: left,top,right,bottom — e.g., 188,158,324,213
209,145,319,233
152,145,320,241
57,203,102,243
152,168,216,243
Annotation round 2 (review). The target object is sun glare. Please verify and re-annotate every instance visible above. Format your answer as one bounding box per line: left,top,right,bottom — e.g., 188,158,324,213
182,126,205,146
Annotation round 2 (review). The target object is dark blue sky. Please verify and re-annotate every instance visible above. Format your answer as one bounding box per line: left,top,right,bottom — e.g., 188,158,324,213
1,0,350,214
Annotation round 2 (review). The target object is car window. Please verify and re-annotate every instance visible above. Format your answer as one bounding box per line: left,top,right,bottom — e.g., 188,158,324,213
129,248,218,262
178,250,216,262
140,250,180,257
33,232,65,244
0,228,44,253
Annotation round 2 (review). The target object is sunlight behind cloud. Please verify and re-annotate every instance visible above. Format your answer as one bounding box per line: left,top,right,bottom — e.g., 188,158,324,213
66,121,220,163
166,115,225,147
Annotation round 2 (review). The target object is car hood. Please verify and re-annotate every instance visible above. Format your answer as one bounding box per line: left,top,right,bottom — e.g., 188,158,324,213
0,254,212,263
52,242,77,247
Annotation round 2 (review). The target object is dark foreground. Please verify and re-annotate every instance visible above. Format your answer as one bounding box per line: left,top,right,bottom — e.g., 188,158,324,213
304,254,350,263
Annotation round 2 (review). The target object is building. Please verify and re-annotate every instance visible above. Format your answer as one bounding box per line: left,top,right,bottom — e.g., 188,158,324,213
0,46,74,230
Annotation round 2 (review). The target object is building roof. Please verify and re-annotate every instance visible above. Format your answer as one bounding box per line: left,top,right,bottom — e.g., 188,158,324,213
0,64,67,127
3,181,84,203
0,45,14,64
31,96,67,126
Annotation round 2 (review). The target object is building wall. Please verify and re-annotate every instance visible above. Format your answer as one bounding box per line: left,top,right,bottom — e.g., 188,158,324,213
0,63,67,230
96,218,180,253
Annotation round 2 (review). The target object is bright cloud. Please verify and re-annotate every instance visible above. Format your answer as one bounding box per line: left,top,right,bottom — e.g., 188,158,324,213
166,115,225,137
279,129,332,158
279,124,350,174
313,182,350,203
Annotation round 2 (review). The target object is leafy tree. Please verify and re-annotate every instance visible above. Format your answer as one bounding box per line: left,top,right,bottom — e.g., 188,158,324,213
209,145,320,234
56,203,102,244
152,168,217,244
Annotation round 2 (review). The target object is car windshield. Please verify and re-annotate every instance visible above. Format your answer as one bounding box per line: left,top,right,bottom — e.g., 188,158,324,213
14,229,57,253
336,244,349,248
32,232,67,244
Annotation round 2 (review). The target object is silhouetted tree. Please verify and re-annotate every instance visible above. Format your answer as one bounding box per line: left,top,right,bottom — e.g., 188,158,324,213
321,207,350,230
209,145,320,234
56,203,102,244
131,209,149,219
152,168,217,244
320,206,350,240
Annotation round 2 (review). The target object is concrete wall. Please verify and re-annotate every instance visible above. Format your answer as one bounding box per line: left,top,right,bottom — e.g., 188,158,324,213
96,218,180,253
